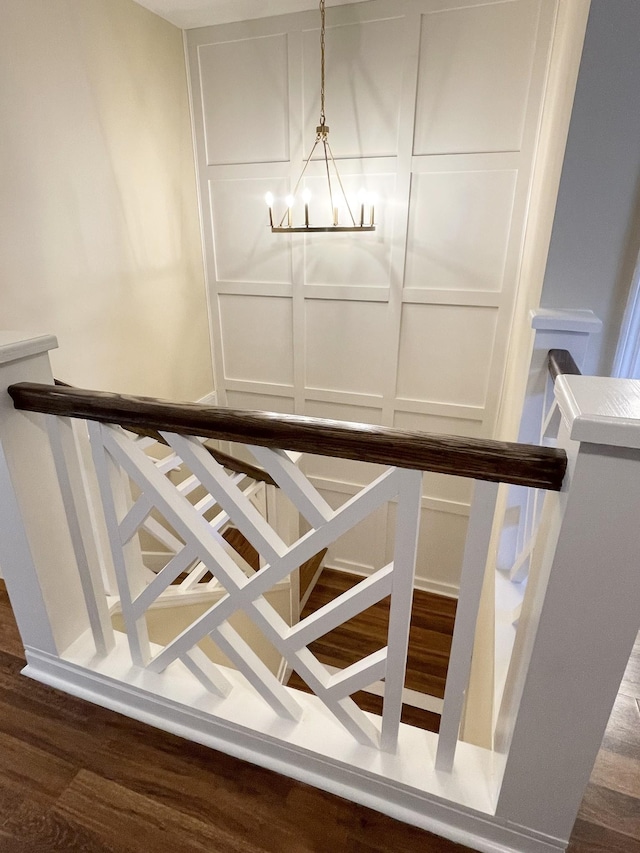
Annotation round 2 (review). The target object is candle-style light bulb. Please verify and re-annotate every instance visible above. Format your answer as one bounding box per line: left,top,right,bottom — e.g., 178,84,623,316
265,192,274,227
358,187,367,227
285,195,295,228
286,194,295,228
368,192,377,227
302,188,311,228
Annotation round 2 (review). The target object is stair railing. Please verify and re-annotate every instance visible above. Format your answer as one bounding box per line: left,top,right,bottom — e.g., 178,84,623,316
7,377,565,758
3,328,640,853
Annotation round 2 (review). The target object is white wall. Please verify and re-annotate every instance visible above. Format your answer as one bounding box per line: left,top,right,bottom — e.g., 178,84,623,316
186,0,579,595
540,0,640,376
0,0,213,400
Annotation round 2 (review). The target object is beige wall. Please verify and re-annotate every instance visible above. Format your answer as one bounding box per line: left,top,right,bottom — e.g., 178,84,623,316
0,0,213,400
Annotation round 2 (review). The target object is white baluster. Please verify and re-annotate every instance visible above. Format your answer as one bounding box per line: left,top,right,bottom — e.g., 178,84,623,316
436,479,499,772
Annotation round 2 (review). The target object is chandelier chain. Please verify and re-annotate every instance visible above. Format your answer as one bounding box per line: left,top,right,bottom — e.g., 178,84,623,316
319,0,326,127
267,0,375,231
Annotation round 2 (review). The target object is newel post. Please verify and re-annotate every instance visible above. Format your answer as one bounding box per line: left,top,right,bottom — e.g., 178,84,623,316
495,373,640,844
498,309,601,574
0,332,92,655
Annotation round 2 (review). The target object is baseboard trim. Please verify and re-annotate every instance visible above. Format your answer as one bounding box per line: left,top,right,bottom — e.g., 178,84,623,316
23,646,567,853
325,561,459,599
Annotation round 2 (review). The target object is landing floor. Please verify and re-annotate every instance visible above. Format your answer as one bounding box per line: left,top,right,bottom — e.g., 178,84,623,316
0,582,637,852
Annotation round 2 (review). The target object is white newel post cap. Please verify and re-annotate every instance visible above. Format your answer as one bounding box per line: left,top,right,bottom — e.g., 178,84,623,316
0,331,58,364
530,308,602,334
555,374,640,449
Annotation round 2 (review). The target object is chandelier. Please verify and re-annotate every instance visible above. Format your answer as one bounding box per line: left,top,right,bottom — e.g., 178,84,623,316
265,0,376,233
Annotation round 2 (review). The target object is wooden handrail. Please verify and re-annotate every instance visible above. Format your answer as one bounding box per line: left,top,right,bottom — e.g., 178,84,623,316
53,379,277,488
9,382,567,490
548,349,582,382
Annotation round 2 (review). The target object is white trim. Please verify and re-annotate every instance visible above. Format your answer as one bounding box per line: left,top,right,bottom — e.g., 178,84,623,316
308,475,471,516
0,331,58,364
133,1,373,31
556,374,640,448
325,560,459,600
24,643,567,853
322,664,444,716
529,308,602,333
413,576,459,599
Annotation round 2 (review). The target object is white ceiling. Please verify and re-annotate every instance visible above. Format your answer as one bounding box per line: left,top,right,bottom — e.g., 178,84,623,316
132,0,369,30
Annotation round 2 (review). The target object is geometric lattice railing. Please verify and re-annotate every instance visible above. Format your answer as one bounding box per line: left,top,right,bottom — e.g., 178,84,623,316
90,421,422,751
8,380,567,768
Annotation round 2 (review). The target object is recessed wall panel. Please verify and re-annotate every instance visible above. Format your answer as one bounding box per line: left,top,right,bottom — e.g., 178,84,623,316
219,295,293,385
225,391,295,414
302,173,394,286
394,410,481,504
199,34,289,165
320,488,388,573
396,304,497,406
414,0,540,155
303,400,385,487
387,505,468,593
303,17,406,158
404,170,517,291
305,301,387,395
210,179,291,284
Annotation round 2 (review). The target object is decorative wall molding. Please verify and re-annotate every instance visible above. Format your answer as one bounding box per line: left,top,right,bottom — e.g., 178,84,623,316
186,0,566,592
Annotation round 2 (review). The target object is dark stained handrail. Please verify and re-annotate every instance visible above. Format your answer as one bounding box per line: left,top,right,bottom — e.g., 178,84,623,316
9,382,567,490
548,349,582,382
53,379,277,488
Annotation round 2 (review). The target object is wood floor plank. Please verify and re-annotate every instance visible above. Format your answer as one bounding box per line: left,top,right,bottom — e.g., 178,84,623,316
290,568,455,704
287,671,441,732
55,770,271,853
620,646,640,697
0,590,26,659
577,782,640,841
93,732,306,845
0,794,119,853
0,659,128,775
0,730,77,805
298,547,328,600
589,748,640,799
341,807,472,853
600,693,640,760
568,817,640,853
0,578,638,852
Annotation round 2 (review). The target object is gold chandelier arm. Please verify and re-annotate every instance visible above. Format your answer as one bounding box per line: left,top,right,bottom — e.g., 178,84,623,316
322,138,336,221
277,137,322,227
325,137,357,227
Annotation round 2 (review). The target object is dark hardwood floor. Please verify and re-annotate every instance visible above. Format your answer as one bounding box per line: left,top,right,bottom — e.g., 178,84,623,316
0,578,637,852
287,568,455,732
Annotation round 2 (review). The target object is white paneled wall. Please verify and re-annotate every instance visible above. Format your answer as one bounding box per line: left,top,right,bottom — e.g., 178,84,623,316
187,0,560,595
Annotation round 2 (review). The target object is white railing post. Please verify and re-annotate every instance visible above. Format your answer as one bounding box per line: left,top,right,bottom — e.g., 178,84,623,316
0,332,94,654
498,308,601,577
466,311,603,751
495,373,640,844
